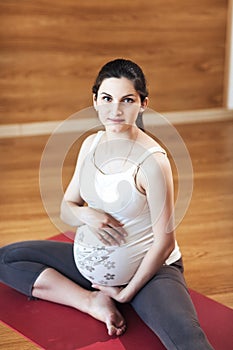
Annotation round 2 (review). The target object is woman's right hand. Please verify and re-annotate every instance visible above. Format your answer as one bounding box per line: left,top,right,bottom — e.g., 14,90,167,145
78,207,128,246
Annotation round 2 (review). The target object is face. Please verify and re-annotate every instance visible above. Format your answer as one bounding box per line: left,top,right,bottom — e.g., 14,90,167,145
93,77,148,133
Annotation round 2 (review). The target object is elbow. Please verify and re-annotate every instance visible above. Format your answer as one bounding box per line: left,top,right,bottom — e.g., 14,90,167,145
60,198,66,215
168,241,175,256
60,198,71,225
60,198,81,227
60,199,67,223
164,238,176,261
60,211,67,224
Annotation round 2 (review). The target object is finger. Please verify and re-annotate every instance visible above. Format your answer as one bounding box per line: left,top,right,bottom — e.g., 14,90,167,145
96,231,113,246
109,225,128,237
92,284,101,290
107,219,128,237
92,284,110,296
103,216,128,237
97,228,123,246
102,227,125,245
92,285,115,299
96,228,122,246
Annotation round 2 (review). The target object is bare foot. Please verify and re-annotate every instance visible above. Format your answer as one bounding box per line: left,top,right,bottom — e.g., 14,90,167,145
87,291,126,336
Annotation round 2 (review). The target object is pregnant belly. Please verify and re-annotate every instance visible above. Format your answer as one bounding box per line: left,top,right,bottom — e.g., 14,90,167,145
73,225,142,286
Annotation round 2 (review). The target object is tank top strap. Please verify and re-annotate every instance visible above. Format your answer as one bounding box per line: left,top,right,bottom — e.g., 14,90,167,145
89,130,105,152
137,146,167,167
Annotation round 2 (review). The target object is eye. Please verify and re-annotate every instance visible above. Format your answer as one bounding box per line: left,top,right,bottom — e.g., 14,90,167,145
122,97,135,103
102,95,112,102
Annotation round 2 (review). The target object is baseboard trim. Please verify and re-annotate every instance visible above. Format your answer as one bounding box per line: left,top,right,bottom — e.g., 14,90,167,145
0,108,232,138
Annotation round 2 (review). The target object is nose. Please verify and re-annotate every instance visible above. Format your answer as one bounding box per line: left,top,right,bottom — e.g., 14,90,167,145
111,102,122,117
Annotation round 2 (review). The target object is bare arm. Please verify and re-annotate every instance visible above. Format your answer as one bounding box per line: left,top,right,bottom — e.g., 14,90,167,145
60,134,95,226
60,133,127,245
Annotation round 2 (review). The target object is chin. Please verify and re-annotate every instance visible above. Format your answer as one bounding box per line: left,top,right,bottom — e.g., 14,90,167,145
106,124,130,133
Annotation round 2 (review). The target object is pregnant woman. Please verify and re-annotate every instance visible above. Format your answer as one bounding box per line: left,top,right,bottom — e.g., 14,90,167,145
0,59,213,349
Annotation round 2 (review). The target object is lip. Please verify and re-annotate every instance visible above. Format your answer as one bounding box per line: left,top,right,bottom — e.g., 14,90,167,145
107,118,125,123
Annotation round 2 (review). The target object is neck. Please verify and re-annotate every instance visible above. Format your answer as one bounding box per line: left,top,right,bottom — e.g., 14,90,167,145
105,125,139,141
93,126,140,174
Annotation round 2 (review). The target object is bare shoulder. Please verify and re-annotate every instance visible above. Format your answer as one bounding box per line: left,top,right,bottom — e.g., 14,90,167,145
81,132,97,148
137,130,168,163
73,132,99,166
144,151,170,174
137,129,163,149
136,130,172,192
79,132,98,154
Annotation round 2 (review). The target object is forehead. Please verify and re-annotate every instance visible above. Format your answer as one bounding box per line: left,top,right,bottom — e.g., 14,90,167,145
98,77,137,95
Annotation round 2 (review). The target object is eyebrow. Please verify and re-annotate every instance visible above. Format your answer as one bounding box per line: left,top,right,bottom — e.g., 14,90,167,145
100,92,136,98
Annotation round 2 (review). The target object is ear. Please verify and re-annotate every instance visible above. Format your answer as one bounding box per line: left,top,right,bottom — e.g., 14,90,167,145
140,97,148,113
93,94,97,110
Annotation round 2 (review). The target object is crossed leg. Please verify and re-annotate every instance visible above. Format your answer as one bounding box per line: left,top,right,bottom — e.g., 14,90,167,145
33,267,126,336
0,240,126,336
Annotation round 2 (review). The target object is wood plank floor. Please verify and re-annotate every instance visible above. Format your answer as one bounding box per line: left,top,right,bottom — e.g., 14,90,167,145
0,119,232,349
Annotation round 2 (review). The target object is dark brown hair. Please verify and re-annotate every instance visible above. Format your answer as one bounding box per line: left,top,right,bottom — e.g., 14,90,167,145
92,58,148,103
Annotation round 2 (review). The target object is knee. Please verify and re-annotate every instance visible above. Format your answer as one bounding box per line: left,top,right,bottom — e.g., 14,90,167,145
0,243,23,275
0,245,10,265
0,243,18,264
0,245,16,283
0,242,30,278
0,241,34,264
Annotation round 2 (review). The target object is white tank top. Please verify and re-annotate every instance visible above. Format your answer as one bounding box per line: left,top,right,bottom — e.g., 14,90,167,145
73,131,181,286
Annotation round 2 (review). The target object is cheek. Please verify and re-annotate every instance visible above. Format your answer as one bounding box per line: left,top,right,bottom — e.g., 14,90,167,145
96,104,111,119
123,104,140,118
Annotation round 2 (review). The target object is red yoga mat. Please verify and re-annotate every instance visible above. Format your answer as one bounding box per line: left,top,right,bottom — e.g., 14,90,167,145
0,233,233,350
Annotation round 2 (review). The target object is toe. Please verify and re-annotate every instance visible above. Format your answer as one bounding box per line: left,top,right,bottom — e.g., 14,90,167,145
116,324,126,336
107,324,117,336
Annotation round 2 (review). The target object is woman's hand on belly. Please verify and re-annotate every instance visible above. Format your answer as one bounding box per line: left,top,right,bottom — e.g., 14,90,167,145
91,284,129,303
78,207,128,246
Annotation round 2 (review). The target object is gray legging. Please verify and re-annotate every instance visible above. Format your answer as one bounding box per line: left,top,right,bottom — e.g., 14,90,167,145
0,240,214,350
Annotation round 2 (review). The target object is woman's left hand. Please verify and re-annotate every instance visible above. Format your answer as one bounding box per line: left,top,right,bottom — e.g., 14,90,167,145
92,284,129,303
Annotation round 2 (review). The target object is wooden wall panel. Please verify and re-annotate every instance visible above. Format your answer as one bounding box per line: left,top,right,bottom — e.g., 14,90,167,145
0,0,228,124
